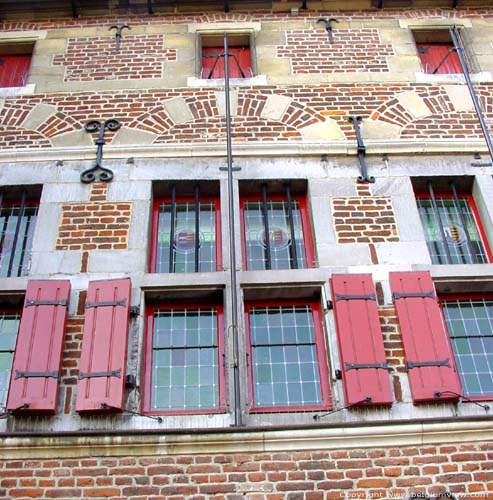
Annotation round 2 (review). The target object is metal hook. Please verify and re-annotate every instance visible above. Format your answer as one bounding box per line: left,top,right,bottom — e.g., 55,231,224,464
109,24,131,51
317,17,339,44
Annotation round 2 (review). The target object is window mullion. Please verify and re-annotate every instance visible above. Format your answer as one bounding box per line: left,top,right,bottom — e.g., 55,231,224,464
450,181,478,264
194,184,200,273
7,190,26,278
169,185,177,274
261,184,272,270
285,184,298,270
427,182,452,264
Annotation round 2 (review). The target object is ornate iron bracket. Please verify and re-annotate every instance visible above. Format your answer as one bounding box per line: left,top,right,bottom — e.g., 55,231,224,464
109,25,131,51
317,18,339,44
349,116,375,183
81,119,121,183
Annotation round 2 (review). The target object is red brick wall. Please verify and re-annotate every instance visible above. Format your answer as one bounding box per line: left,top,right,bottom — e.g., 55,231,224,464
56,184,131,252
0,444,492,499
278,29,394,74
53,35,176,81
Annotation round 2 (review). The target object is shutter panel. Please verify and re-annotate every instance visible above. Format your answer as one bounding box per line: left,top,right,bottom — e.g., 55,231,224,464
416,43,462,74
390,271,462,404
6,280,70,413
0,54,31,88
331,274,393,406
76,278,131,413
201,46,251,79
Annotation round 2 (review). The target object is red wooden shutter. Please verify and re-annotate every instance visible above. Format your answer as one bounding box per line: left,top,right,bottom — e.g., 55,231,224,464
0,54,31,88
201,46,251,79
76,278,131,413
331,274,393,406
6,280,70,413
416,43,462,74
390,271,462,404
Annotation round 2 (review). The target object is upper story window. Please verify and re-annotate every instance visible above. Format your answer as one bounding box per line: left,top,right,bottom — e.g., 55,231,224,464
0,42,33,88
414,179,490,265
0,186,40,278
240,182,315,271
245,300,330,412
200,33,253,79
0,310,20,408
142,302,225,414
442,296,493,398
149,182,221,273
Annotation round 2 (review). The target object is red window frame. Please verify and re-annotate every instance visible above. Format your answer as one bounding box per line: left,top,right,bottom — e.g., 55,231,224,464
240,192,315,271
142,303,226,416
0,54,32,88
415,192,492,265
245,299,331,413
440,293,493,402
416,43,462,75
149,195,222,273
201,46,252,79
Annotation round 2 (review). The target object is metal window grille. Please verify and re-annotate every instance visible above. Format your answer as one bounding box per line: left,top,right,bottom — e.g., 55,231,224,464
0,191,38,278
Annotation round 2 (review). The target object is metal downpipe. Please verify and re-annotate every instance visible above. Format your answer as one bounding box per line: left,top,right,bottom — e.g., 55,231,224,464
450,26,493,164
224,33,243,427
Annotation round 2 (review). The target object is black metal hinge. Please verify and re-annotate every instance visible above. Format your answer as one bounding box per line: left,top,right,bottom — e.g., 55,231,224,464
86,299,126,309
25,299,68,307
78,369,121,380
406,359,450,370
393,291,435,300
335,293,376,301
345,362,389,371
15,370,60,380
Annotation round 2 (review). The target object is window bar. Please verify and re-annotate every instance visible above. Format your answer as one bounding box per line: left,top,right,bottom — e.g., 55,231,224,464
194,184,200,273
284,184,298,269
428,182,452,265
17,205,33,277
168,185,177,274
261,184,272,270
450,181,478,264
7,190,26,278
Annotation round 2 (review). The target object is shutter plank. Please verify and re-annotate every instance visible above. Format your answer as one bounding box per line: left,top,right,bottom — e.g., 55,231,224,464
331,274,393,406
76,278,131,413
390,271,462,404
6,280,70,413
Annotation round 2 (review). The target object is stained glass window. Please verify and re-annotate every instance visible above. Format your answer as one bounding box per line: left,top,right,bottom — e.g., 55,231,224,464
443,298,493,397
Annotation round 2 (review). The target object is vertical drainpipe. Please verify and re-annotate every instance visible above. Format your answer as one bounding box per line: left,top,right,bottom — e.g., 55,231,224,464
224,32,243,427
450,26,493,164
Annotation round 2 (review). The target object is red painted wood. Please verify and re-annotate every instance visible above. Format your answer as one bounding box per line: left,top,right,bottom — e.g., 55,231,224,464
6,280,70,413
0,54,31,88
416,43,462,74
201,46,251,79
76,278,131,413
390,271,462,404
331,274,393,406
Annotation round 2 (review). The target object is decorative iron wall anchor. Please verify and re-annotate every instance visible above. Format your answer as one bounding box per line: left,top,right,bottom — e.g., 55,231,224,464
109,25,130,51
317,18,339,44
81,119,121,183
349,115,375,183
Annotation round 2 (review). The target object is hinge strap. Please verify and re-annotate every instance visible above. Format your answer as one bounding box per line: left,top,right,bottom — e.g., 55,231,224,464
393,291,436,300
345,362,389,371
335,293,376,301
78,368,121,380
86,299,126,309
25,299,68,307
15,370,60,380
406,359,450,370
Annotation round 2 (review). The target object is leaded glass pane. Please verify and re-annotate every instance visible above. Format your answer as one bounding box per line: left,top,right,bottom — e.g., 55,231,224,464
156,201,216,273
0,312,20,408
244,200,307,270
250,305,322,408
417,197,487,265
443,299,493,396
151,308,219,411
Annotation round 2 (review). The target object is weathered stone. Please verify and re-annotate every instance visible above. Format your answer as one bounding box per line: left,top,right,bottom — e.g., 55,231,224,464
396,91,432,119
261,94,292,121
162,97,194,124
21,103,58,130
362,120,401,140
112,127,158,145
300,119,344,141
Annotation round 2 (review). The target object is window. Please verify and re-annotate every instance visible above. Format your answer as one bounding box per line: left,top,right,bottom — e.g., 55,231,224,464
414,181,490,265
0,310,20,408
442,296,493,398
245,300,330,412
143,304,225,414
200,33,253,79
150,184,221,273
0,42,33,88
241,183,315,271
0,188,39,278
